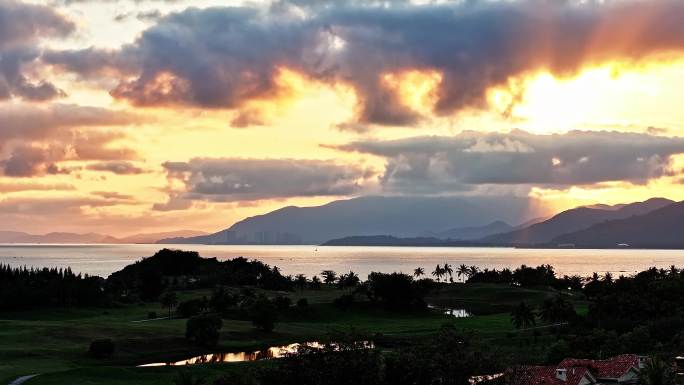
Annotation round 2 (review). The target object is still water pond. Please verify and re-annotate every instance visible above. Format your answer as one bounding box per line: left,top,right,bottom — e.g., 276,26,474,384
428,304,472,318
139,342,372,367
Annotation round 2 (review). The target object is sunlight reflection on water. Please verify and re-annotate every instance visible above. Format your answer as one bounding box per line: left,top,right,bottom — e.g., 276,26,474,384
0,244,683,279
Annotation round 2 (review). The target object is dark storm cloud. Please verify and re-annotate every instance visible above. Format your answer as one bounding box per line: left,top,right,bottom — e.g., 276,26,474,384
0,1,74,100
160,158,372,202
45,0,684,126
86,161,145,175
331,130,684,192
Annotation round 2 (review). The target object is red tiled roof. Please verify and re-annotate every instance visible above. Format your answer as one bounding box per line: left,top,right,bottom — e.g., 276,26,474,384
510,366,592,385
559,354,639,379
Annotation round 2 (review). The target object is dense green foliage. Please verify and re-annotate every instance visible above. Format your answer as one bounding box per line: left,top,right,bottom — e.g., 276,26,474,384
185,314,223,347
360,272,434,311
0,264,106,310
466,264,583,290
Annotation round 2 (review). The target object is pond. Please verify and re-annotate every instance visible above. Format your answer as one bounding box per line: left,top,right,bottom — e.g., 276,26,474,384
139,341,373,367
428,304,472,318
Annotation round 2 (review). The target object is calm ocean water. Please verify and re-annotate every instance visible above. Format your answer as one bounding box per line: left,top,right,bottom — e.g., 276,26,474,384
1,244,683,279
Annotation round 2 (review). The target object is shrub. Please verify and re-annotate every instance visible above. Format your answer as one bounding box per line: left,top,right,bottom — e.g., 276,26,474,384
273,295,292,311
89,338,115,358
186,314,223,347
147,311,157,319
333,294,355,309
249,296,278,332
177,298,205,318
296,298,309,308
209,286,237,313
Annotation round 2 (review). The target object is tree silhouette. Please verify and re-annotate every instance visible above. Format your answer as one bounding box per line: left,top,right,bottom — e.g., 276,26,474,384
457,264,469,282
160,290,178,319
321,270,337,286
413,267,425,278
510,301,536,330
432,265,444,282
295,274,308,290
539,295,575,329
443,263,453,282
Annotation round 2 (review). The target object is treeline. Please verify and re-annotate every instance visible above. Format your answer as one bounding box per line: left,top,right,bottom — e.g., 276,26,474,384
0,264,106,310
466,264,584,290
107,249,293,301
504,265,684,362
560,266,684,359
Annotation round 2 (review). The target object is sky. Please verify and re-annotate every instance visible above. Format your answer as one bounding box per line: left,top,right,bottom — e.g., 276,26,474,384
2,0,684,236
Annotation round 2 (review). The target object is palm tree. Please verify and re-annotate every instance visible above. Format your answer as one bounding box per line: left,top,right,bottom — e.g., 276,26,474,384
295,274,307,289
321,270,337,286
510,301,536,330
457,264,469,283
603,272,613,284
432,265,444,282
443,263,453,282
342,271,360,288
638,357,675,385
468,265,480,278
413,267,425,278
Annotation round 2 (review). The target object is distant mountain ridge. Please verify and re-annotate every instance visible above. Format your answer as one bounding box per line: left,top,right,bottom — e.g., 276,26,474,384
483,198,674,245
0,230,208,244
159,195,550,245
434,221,514,240
552,201,684,248
321,235,490,247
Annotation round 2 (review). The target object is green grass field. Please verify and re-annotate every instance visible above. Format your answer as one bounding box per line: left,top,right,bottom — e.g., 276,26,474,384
1,283,586,385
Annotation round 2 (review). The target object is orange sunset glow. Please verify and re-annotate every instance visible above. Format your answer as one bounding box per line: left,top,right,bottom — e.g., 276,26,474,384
1,0,684,238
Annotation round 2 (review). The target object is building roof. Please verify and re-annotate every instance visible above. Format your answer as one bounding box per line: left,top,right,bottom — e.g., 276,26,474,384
510,366,593,385
559,354,640,379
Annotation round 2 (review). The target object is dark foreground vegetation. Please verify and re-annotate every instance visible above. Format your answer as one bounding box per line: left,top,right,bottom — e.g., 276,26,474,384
1,249,683,384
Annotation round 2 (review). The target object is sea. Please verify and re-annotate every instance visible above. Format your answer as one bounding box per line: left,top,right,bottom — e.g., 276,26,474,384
1,244,683,279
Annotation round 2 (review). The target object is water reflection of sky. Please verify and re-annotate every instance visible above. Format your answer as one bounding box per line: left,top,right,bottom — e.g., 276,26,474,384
139,341,374,367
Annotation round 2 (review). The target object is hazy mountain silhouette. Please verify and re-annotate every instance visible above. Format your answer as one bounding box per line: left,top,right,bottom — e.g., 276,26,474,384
0,230,208,244
110,230,209,244
0,232,110,243
160,195,549,245
321,235,487,247
552,201,684,248
483,197,674,245
434,221,513,240
431,217,548,240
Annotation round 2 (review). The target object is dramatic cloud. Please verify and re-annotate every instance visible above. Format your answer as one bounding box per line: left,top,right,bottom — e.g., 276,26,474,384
0,103,140,177
46,0,684,126
0,103,138,141
0,181,75,193
160,158,373,203
86,161,145,175
332,130,684,193
0,1,74,100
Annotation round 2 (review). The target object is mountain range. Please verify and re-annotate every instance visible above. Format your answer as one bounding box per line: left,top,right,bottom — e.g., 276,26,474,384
552,201,684,248
158,195,550,245
482,198,674,245
0,230,208,244
321,197,681,248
